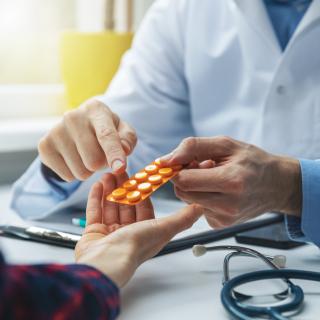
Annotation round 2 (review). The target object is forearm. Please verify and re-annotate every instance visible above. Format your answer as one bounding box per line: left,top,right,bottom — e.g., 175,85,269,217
10,157,93,220
0,259,120,319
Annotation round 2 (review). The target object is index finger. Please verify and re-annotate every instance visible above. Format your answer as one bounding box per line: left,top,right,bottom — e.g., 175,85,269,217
86,182,103,225
89,108,126,173
172,167,226,192
101,173,119,225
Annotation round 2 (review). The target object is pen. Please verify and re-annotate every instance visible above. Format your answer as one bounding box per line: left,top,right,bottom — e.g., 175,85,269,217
72,218,86,228
0,225,81,249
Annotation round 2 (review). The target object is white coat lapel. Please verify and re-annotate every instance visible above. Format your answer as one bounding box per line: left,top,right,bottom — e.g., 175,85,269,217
230,0,281,71
288,0,320,47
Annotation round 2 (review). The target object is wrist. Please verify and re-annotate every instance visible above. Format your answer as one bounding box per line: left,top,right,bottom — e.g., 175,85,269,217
272,156,302,216
75,244,137,288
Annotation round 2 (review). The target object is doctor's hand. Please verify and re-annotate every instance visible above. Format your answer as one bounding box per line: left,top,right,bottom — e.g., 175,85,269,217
75,172,203,288
38,99,137,182
161,136,301,229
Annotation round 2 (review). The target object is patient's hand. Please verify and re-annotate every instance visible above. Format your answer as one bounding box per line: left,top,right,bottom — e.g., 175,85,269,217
161,136,301,229
75,172,203,288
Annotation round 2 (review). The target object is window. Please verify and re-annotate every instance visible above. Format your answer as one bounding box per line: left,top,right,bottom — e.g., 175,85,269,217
0,0,155,118
0,0,76,85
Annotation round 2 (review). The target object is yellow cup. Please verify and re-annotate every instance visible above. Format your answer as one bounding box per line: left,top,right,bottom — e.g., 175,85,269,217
60,31,133,109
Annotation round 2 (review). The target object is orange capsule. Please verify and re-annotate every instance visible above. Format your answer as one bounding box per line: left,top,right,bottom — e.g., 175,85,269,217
135,172,148,182
148,174,162,185
145,164,158,175
126,190,141,203
172,164,183,171
138,182,152,193
123,180,137,191
112,188,127,200
159,167,173,177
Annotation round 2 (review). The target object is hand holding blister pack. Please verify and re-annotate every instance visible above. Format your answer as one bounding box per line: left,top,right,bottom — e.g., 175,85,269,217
106,158,182,205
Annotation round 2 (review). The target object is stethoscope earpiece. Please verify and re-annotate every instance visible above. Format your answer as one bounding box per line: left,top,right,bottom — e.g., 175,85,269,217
273,255,286,268
192,244,207,257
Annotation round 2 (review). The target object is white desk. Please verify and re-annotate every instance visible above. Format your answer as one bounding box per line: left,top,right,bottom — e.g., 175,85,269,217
1,185,320,319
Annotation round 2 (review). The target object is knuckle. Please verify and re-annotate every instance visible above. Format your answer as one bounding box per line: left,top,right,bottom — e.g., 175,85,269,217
106,144,123,160
51,125,65,141
174,186,183,198
63,110,79,125
96,127,117,141
112,112,120,127
215,135,233,145
181,137,197,150
84,155,106,171
74,168,92,181
126,127,137,144
84,99,107,113
205,216,220,229
86,101,110,120
86,205,98,217
174,174,190,191
229,177,245,193
37,136,51,156
61,172,74,183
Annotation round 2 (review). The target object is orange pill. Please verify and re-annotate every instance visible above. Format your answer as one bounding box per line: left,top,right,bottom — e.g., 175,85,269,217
138,182,152,193
145,164,158,175
123,180,137,191
112,188,127,200
172,164,183,171
126,190,141,202
135,172,148,182
159,167,173,177
154,158,163,167
148,174,162,185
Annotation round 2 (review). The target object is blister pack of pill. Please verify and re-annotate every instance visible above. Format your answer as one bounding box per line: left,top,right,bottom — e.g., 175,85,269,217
106,158,182,205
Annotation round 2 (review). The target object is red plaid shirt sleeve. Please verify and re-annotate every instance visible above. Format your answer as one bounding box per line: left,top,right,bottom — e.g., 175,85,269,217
0,252,120,320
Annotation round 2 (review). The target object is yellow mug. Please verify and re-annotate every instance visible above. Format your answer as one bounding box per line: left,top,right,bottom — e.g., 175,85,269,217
60,31,133,109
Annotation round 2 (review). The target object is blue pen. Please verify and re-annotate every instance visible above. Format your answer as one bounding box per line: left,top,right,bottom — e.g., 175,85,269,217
72,218,86,228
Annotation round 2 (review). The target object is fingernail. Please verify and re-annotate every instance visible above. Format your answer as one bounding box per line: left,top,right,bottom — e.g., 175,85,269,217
160,152,173,162
112,159,124,172
121,139,131,154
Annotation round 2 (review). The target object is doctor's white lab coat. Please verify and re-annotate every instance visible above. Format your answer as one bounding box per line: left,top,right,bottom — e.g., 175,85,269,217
11,0,320,219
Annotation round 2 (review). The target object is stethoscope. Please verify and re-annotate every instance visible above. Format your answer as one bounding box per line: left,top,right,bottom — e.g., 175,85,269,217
192,244,320,320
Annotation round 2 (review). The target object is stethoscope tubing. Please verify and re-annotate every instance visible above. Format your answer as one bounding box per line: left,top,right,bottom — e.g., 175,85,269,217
221,269,320,320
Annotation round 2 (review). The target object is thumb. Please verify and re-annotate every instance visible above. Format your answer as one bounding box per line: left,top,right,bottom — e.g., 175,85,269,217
157,204,204,240
133,204,204,262
160,136,236,166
